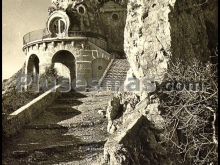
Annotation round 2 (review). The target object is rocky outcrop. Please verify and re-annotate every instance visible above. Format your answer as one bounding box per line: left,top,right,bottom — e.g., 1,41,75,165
2,64,38,115
106,92,140,134
104,94,171,165
2,63,25,92
103,0,218,164
124,0,174,84
124,0,217,83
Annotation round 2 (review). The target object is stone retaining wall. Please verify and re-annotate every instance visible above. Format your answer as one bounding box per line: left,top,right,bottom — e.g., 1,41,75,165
3,85,61,137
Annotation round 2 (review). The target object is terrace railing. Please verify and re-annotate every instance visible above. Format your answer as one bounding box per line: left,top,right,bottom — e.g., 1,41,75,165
23,29,107,45
23,29,50,45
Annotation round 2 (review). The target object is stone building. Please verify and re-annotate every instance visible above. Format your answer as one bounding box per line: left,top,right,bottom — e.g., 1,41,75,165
24,0,129,89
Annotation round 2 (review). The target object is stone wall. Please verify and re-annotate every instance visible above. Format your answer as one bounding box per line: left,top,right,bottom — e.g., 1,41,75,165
103,93,172,165
3,85,61,137
99,1,127,53
24,38,113,87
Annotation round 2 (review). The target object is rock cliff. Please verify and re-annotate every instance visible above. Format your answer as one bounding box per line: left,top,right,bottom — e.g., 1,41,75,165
103,0,218,164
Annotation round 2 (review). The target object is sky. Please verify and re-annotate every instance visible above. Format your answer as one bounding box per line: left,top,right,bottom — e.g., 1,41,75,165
3,0,51,79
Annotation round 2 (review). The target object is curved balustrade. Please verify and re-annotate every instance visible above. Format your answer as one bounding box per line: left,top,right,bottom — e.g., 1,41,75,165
68,31,107,40
23,29,107,45
23,29,50,45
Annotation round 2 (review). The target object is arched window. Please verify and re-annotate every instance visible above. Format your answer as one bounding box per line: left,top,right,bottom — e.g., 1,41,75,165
49,18,66,35
112,13,119,21
47,11,70,37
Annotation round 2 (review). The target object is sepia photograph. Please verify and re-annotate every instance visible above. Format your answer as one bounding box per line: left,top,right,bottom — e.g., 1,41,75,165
2,0,218,164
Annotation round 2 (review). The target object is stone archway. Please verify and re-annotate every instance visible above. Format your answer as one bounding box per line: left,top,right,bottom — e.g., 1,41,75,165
26,54,40,90
52,50,76,86
27,54,40,77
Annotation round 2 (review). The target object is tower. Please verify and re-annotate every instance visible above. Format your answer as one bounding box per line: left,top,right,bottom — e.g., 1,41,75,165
23,0,127,88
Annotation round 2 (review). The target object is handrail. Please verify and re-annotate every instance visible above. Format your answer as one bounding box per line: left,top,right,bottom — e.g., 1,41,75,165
23,29,50,45
98,58,115,86
68,31,106,40
88,41,115,86
9,85,61,116
23,29,106,45
88,41,112,58
4,85,61,137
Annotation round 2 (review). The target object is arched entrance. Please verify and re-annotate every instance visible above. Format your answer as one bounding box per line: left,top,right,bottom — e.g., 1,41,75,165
52,50,76,86
27,54,40,77
26,54,40,90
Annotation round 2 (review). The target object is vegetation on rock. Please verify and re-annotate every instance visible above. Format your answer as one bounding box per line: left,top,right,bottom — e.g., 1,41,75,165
157,60,218,164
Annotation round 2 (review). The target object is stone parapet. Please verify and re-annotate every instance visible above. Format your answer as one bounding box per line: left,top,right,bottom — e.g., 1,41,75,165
3,85,61,137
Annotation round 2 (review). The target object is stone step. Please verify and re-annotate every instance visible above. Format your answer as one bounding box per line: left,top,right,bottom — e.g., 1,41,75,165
101,59,130,88
102,78,126,80
3,91,111,165
46,106,81,115
104,78,126,81
101,83,125,85
107,64,129,67
28,109,81,126
53,99,83,106
105,69,128,72
9,141,105,164
101,84,125,86
3,129,80,152
24,124,65,130
101,80,125,83
25,119,105,130
59,92,87,99
63,127,108,143
102,83,125,85
110,66,129,68
58,120,106,129
104,75,127,78
105,72,127,74
103,77,126,79
105,74,127,77
101,84,125,87
13,140,105,153
56,98,79,103
103,78,126,81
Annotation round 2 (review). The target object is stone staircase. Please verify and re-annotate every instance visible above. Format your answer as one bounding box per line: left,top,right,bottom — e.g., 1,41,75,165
100,59,130,90
3,91,112,165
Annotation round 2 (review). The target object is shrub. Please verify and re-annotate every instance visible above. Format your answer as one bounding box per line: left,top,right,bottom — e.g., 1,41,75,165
157,59,218,164
38,65,59,92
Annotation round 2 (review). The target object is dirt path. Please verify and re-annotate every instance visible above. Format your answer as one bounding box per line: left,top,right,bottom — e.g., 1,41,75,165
3,91,113,165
